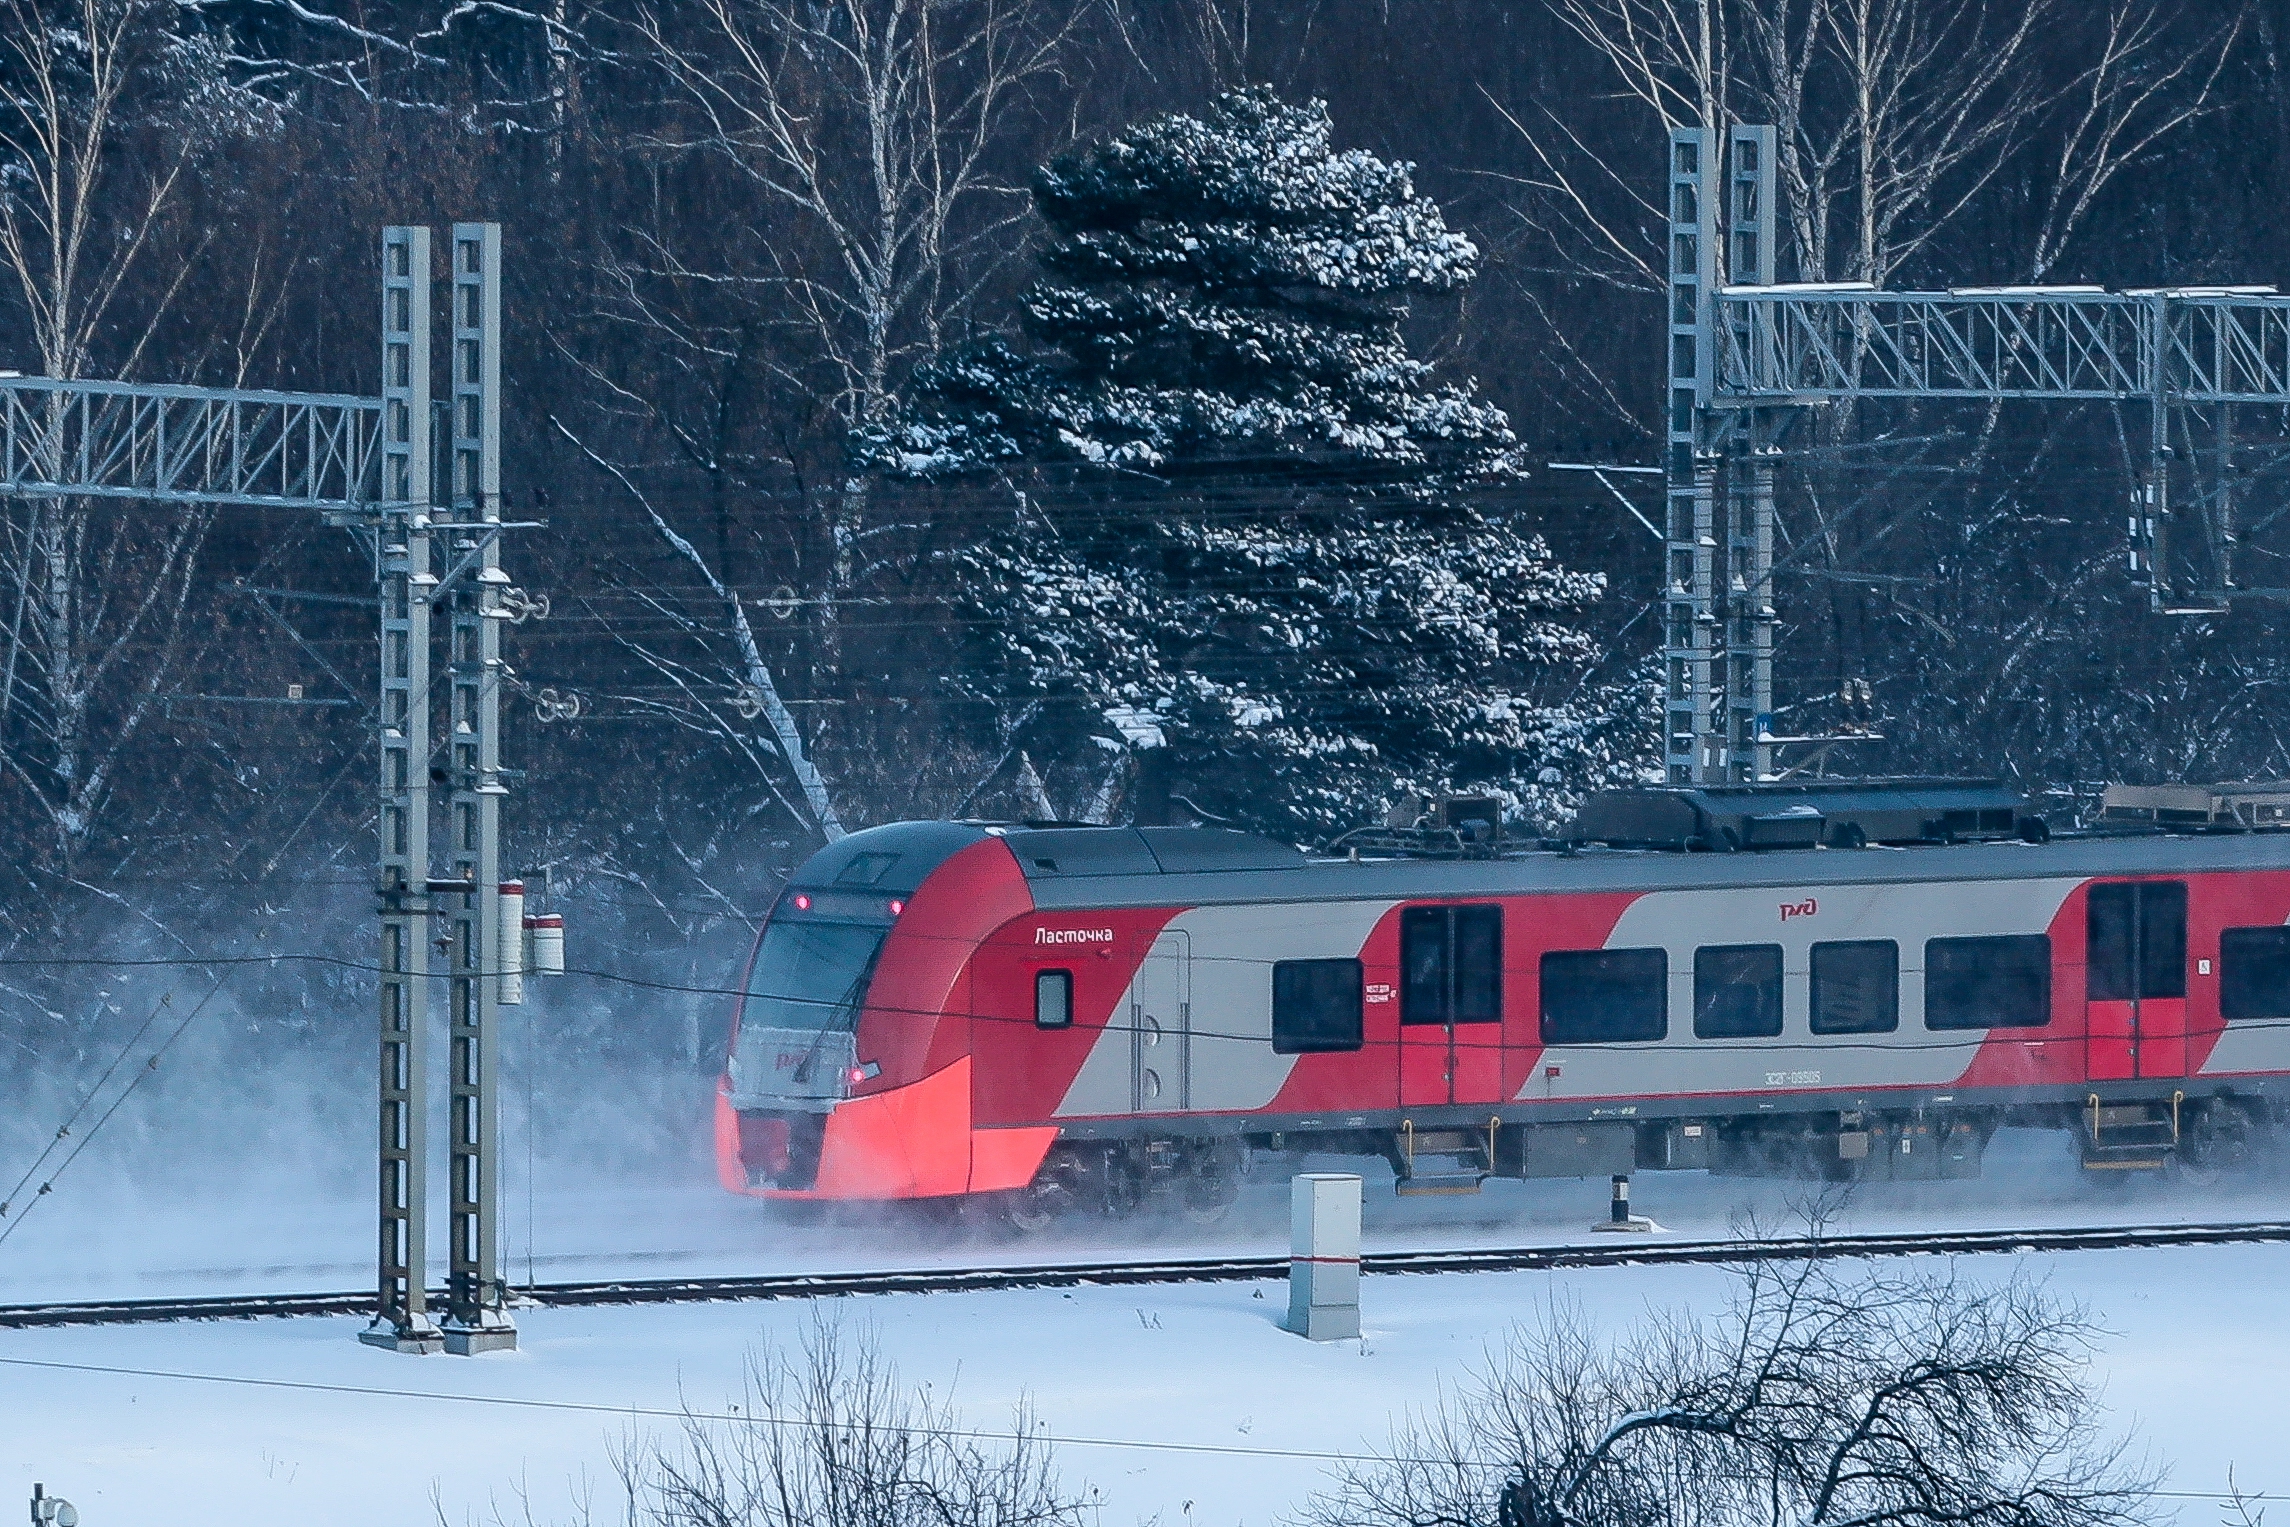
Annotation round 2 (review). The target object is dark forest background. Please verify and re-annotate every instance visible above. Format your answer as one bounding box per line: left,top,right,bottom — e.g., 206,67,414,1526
3,0,2287,1180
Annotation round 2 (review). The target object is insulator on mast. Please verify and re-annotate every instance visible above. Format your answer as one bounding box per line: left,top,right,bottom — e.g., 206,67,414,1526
498,880,526,1005
525,912,565,977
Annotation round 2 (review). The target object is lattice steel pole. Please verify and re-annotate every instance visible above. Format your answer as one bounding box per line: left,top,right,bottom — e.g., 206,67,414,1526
1664,126,1722,783
442,222,516,1355
1742,443,1777,779
2147,293,2170,611
363,226,442,1354
2218,402,2236,595
1724,126,1776,781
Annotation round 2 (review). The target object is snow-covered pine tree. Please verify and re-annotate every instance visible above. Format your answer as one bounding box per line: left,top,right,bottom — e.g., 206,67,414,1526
868,86,1648,839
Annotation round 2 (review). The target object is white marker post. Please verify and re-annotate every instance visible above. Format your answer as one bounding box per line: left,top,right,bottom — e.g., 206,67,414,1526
1591,1171,1659,1233
1286,1173,1362,1340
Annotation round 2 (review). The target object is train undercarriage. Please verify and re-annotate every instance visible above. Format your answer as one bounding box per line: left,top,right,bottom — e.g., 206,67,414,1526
978,1090,2284,1228
731,1089,2280,1231
998,1138,1249,1231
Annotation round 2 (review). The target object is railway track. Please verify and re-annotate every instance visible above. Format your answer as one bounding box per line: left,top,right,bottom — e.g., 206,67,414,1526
5,1218,2286,1331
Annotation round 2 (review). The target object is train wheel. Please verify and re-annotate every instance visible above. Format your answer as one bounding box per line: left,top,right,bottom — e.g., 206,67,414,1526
1179,1187,1235,1226
1179,1142,1244,1224
998,1177,1074,1234
2176,1102,2259,1186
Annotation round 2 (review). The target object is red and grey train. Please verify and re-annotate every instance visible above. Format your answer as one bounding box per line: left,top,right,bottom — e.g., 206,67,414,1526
716,787,2290,1224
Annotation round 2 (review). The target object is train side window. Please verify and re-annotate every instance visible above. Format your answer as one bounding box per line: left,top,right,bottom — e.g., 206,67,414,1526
2086,884,2134,1000
1034,969,1073,1030
2220,927,2290,1019
1810,940,1899,1034
1541,948,1667,1044
2088,882,2188,1000
1454,906,1502,1022
1273,958,1364,1053
2140,882,2188,998
1694,944,1783,1038
1924,935,2051,1029
1401,905,1504,1025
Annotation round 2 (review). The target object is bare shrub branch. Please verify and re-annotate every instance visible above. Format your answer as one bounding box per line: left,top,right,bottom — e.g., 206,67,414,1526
602,1315,1100,1527
1308,1249,2157,1527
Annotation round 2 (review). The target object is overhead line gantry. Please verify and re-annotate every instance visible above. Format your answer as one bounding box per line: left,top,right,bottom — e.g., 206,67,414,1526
1662,125,2290,785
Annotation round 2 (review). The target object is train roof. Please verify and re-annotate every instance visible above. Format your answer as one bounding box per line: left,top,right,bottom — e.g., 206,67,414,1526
790,819,2290,913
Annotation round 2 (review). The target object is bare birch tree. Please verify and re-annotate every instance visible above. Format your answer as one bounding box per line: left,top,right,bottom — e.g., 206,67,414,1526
1500,0,2234,295
551,0,1086,838
0,0,253,871
1487,0,2239,775
619,0,1089,625
628,0,1084,443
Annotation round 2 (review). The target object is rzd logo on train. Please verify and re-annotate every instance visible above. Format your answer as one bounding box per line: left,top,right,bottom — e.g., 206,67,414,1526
1780,897,1818,921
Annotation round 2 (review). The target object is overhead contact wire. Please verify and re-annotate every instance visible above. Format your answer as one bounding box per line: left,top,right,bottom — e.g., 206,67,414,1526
0,947,2284,1063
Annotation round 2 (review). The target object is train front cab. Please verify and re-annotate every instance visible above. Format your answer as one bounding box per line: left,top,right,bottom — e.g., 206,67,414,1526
716,822,1059,1201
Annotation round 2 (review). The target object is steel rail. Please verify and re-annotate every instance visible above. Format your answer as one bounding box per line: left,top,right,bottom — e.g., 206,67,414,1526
6,1218,2288,1331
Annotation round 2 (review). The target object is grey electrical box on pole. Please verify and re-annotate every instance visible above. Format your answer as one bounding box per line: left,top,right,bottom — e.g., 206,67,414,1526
1285,1173,1361,1341
29,1485,78,1527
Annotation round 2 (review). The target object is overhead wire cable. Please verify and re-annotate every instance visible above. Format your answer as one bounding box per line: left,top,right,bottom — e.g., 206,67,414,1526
1,946,2283,1064
0,988,179,1225
0,1355,2270,1504
0,826,371,1250
0,950,252,1254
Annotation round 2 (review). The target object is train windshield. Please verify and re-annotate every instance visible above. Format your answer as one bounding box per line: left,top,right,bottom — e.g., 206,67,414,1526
742,918,889,1033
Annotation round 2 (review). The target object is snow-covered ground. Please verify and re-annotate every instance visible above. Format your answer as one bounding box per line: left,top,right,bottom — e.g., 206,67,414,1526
6,1122,2285,1524
6,1126,2288,1305
3,1239,2281,1527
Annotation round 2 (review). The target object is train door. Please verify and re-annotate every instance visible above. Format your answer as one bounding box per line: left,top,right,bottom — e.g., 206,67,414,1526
2085,881,2188,1081
1130,931,1190,1112
1398,905,1505,1107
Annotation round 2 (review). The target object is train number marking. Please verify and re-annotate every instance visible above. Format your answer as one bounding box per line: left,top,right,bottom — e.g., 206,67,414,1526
1365,982,1394,1004
1764,1069,1821,1087
1779,897,1818,921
